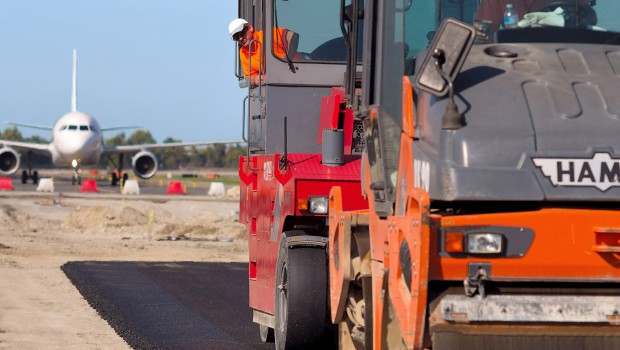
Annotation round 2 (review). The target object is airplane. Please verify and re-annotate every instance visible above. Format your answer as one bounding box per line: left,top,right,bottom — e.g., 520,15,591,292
0,49,242,186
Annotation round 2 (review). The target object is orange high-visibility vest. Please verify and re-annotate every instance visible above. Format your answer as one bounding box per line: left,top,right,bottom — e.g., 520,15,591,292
240,28,290,78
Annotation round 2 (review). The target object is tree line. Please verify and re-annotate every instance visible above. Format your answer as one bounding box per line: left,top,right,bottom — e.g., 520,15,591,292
0,127,245,169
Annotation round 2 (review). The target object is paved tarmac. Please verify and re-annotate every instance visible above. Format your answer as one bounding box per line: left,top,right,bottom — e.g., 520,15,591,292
63,261,275,350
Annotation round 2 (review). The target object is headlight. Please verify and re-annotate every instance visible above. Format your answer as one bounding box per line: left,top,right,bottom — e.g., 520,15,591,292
466,233,503,254
308,196,328,214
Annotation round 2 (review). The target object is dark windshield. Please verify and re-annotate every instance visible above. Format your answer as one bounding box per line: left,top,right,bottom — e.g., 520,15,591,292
273,0,361,62
405,0,617,59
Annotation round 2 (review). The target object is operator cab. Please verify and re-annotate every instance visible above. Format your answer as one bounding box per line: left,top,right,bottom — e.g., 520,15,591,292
235,0,363,156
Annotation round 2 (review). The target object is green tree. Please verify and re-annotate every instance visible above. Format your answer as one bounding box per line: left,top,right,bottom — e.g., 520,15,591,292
24,135,49,144
105,132,127,146
0,127,23,141
101,132,127,169
224,145,245,168
206,143,227,167
159,136,185,169
127,130,156,145
189,146,206,168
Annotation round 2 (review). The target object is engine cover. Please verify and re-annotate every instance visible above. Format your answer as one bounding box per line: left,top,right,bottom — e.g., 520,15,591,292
0,147,20,175
131,151,158,179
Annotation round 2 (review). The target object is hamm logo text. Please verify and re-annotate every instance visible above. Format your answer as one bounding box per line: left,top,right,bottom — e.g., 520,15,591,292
532,153,620,192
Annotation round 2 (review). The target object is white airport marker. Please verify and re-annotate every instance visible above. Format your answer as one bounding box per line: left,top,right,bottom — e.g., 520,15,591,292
207,182,226,196
36,178,54,192
122,179,140,195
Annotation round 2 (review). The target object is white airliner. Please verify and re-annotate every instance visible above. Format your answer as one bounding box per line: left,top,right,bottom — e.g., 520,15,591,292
0,49,242,185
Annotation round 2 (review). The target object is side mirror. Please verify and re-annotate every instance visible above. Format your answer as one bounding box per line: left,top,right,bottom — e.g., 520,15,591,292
414,18,476,97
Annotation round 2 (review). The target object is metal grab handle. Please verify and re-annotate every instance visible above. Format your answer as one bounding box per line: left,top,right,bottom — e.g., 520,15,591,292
241,95,249,142
244,38,263,172
593,228,620,254
245,96,259,172
247,38,264,98
234,42,243,79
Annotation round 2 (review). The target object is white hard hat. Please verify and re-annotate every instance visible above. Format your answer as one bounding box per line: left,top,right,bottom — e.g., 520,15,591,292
228,18,248,38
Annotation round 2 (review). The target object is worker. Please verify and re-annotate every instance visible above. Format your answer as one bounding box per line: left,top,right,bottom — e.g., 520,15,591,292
228,18,298,88
474,0,596,43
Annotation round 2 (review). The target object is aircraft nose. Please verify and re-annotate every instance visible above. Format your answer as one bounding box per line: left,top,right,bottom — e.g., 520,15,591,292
57,134,97,158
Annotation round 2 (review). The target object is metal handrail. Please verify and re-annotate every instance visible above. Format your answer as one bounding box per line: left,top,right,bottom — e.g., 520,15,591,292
247,38,264,97
245,38,263,172
234,42,243,79
241,95,249,142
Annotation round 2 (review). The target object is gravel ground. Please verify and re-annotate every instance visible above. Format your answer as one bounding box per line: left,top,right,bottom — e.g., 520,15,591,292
0,191,246,349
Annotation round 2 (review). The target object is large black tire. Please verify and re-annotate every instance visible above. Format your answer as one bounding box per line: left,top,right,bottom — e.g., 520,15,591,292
274,230,334,350
111,172,118,186
32,171,38,185
21,170,28,184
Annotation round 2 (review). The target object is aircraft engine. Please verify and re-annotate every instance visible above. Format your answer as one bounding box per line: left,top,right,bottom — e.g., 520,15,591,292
0,147,20,175
131,150,158,179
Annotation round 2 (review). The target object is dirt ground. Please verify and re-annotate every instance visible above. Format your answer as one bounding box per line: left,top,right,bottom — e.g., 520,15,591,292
0,189,246,349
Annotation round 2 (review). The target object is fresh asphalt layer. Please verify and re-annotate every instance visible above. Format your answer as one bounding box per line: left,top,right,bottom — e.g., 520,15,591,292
62,261,275,350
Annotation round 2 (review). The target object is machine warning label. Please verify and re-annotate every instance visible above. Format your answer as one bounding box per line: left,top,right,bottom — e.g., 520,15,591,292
263,161,273,181
532,153,620,192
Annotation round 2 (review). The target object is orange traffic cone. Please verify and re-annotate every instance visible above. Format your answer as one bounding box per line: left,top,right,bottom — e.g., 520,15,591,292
80,179,98,192
0,177,13,191
166,181,185,195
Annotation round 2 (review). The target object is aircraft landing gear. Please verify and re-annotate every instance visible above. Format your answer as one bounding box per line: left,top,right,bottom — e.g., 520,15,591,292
110,153,126,187
71,171,82,186
21,170,39,185
111,171,128,187
22,151,39,185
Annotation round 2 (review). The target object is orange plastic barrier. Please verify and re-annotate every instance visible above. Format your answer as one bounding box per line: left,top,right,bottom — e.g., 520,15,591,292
166,181,185,195
80,179,98,192
0,177,13,191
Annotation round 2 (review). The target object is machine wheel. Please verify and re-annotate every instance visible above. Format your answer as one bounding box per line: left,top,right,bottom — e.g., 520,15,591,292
274,230,333,350
21,170,28,184
259,324,274,343
111,172,118,186
122,172,128,187
32,171,38,185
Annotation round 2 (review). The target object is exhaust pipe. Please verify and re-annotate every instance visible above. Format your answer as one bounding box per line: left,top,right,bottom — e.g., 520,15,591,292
322,128,344,167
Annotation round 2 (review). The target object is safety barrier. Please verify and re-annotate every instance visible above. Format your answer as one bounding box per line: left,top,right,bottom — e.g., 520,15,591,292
122,180,140,195
166,181,185,195
0,177,13,191
207,182,226,196
36,178,54,192
80,179,98,192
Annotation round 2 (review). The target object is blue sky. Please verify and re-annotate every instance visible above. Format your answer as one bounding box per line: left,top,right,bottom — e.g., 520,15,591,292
0,1,244,143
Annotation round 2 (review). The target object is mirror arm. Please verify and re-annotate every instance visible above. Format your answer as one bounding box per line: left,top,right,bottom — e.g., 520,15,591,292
433,49,465,130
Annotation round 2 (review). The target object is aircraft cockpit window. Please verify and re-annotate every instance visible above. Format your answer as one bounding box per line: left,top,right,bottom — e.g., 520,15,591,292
90,124,98,132
79,125,89,131
68,125,78,130
60,125,67,130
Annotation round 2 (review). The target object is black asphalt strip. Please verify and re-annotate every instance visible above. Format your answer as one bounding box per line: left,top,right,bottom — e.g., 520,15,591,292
62,261,275,350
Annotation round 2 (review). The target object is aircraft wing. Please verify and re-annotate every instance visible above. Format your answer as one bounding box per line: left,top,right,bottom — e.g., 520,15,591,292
0,139,50,152
4,122,53,131
102,140,245,154
101,126,142,132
